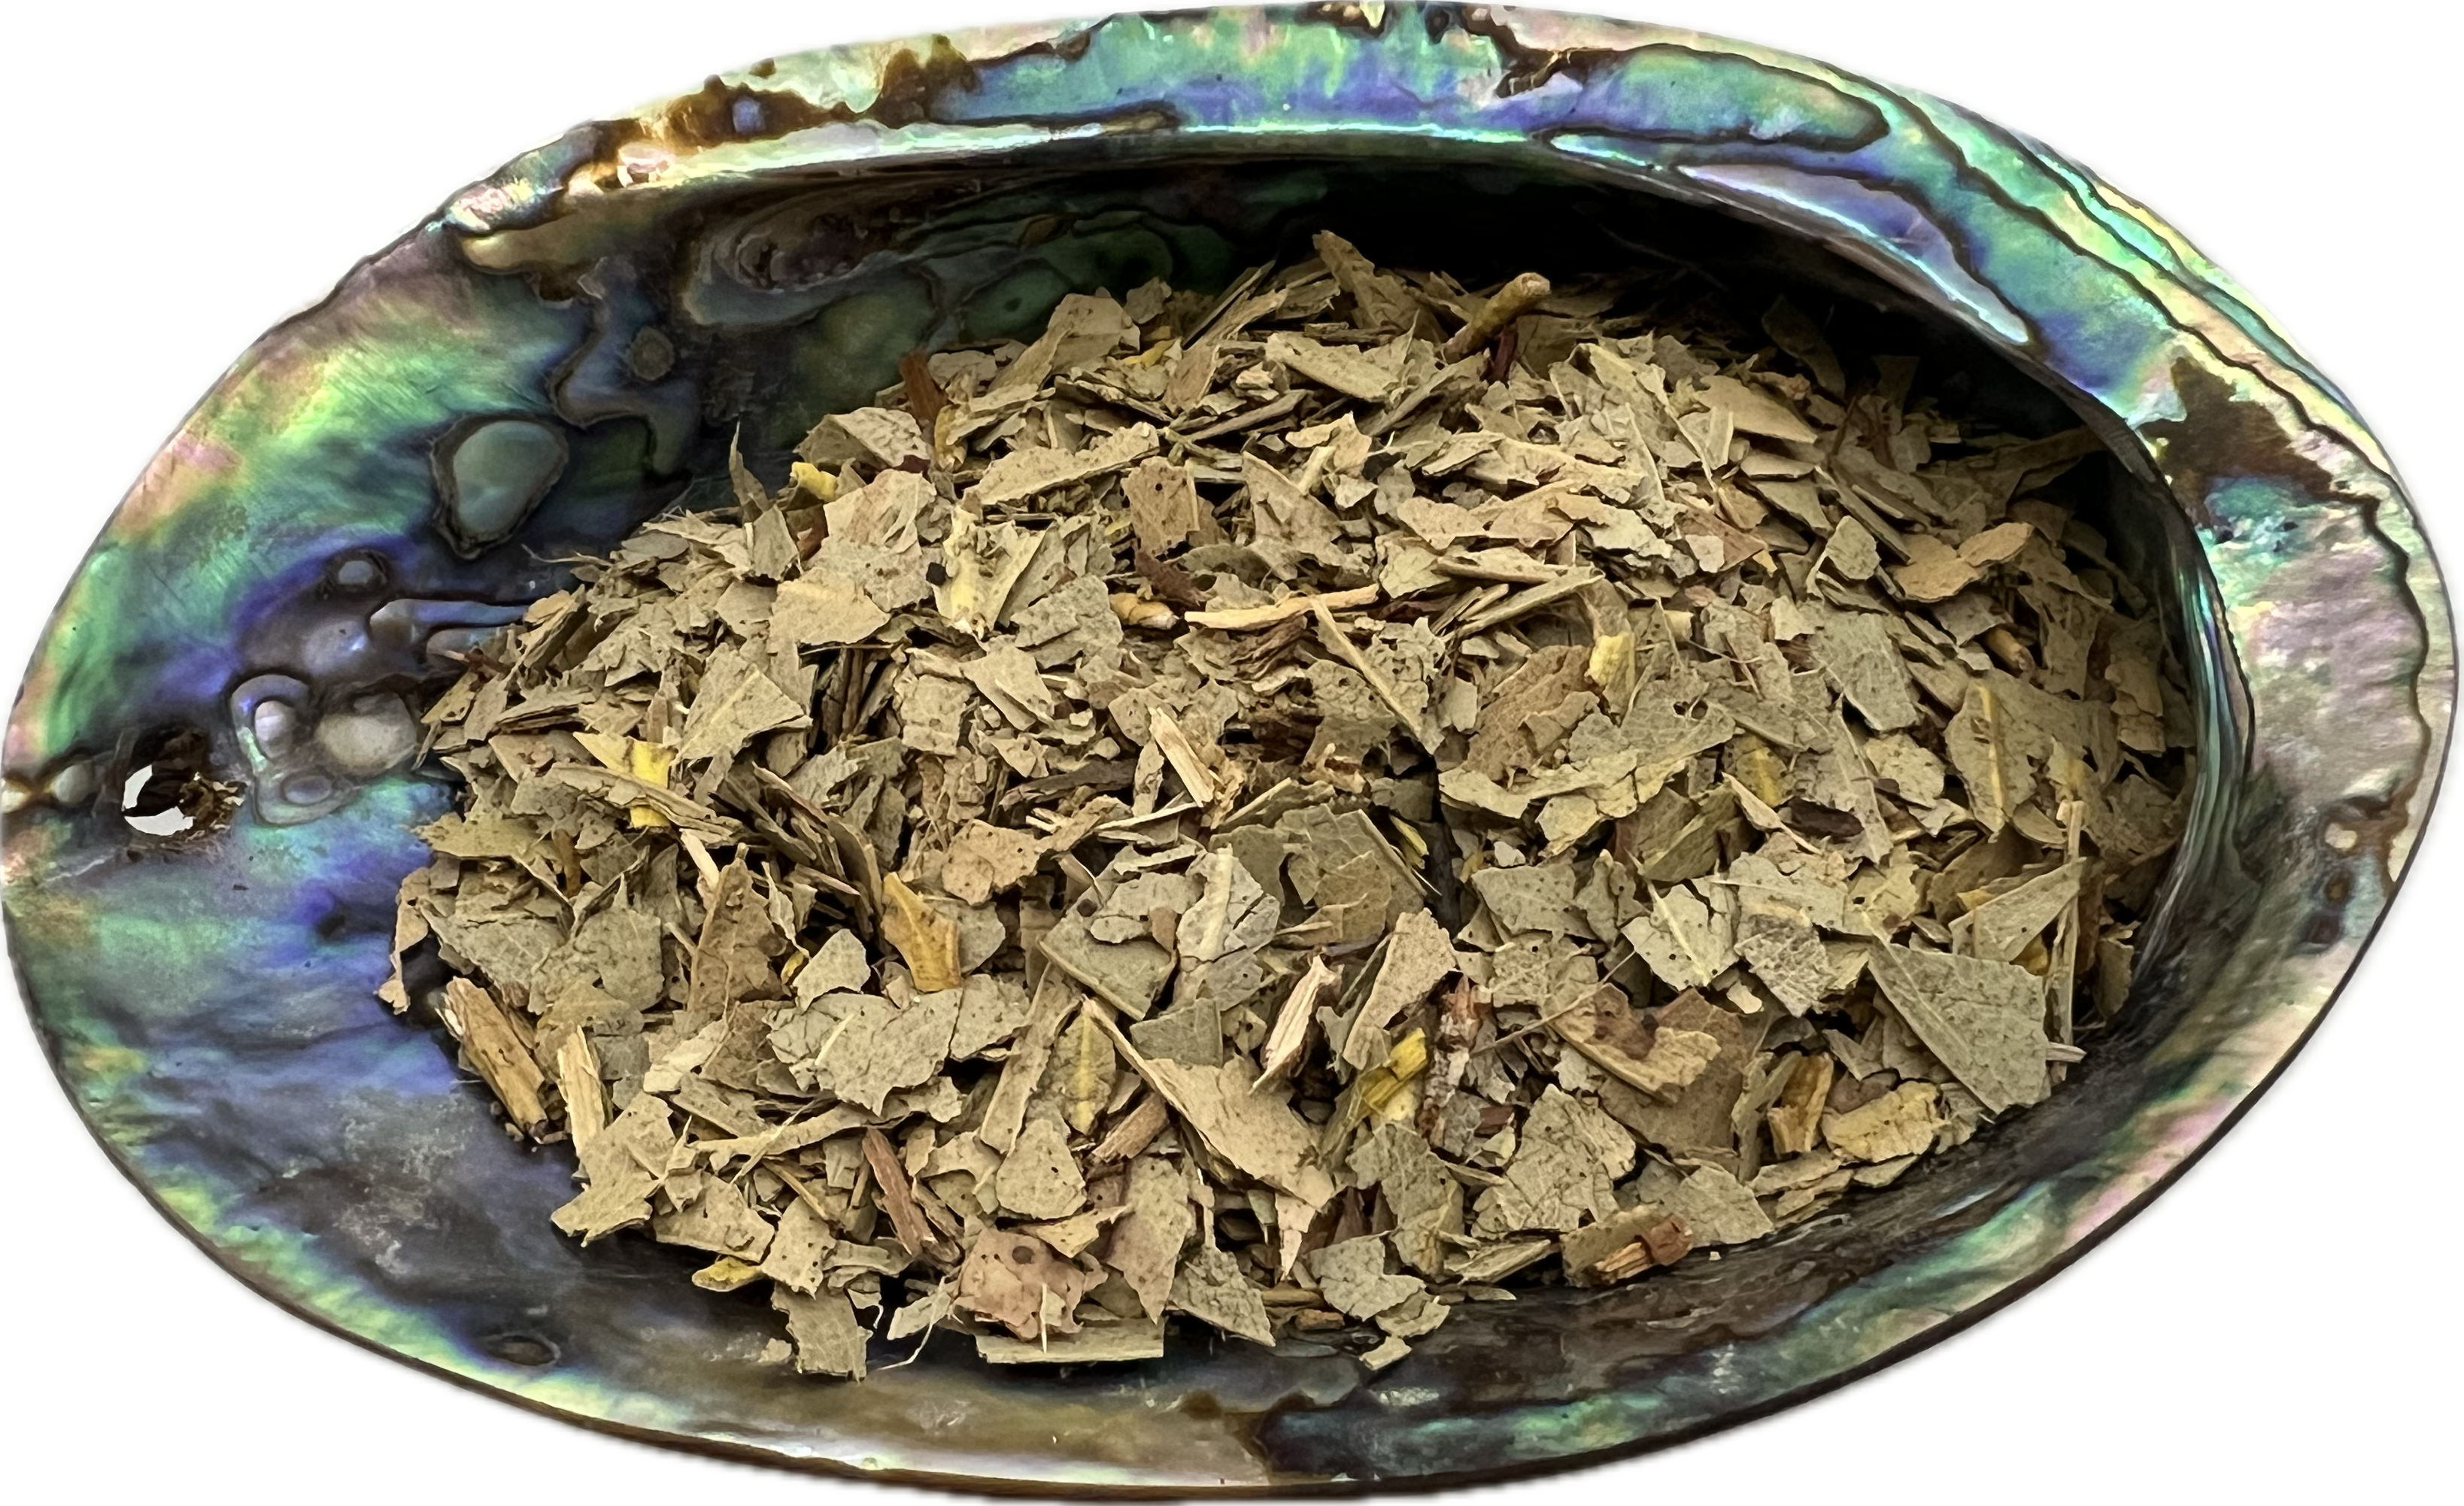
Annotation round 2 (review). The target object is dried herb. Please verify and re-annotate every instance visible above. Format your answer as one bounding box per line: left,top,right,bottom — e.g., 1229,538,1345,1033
393,232,2192,1377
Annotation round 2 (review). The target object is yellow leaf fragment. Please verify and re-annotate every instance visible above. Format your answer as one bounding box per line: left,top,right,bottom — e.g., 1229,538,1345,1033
880,873,964,992
1348,1028,1429,1127
788,458,839,502
626,738,675,827
1586,632,1637,715
1822,1080,1943,1162
1051,1007,1118,1136
1111,593,1179,630
691,1255,766,1292
1765,1052,1834,1156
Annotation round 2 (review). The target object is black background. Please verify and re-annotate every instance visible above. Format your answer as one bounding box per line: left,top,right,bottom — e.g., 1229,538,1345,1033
9,5,2434,1498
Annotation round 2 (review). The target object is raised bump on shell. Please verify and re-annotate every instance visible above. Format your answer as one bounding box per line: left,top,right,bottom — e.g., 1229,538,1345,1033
45,760,96,808
251,700,299,759
435,416,566,552
312,695,420,777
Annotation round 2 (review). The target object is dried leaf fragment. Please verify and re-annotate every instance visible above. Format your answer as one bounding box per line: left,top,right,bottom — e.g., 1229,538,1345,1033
774,1286,871,1378
1106,1155,1194,1321
1868,944,2048,1114
1050,1007,1118,1137
996,1117,1088,1222
1172,1245,1276,1347
880,873,964,992
773,575,890,645
955,1228,1095,1342
1822,1080,1943,1162
1309,1236,1426,1319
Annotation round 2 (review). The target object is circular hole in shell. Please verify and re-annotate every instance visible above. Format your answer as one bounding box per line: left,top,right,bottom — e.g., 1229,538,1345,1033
122,767,196,838
117,726,235,842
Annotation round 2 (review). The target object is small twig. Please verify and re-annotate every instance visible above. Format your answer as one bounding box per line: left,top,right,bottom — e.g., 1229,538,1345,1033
862,1127,936,1261
1441,272,1552,361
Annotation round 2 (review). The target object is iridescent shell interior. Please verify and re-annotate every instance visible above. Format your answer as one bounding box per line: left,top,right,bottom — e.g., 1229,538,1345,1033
4,5,2449,1492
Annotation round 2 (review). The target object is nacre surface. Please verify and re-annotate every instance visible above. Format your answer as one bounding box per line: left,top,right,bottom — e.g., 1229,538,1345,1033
4,4,2448,1492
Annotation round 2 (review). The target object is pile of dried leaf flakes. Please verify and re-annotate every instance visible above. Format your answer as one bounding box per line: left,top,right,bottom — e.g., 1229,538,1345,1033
385,232,2192,1378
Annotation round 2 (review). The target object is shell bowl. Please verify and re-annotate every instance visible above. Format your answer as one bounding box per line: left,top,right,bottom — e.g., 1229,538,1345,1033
4,4,2448,1492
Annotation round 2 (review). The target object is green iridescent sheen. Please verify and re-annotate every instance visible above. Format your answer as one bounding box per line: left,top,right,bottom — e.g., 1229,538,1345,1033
5,5,2447,1491
16,273,583,767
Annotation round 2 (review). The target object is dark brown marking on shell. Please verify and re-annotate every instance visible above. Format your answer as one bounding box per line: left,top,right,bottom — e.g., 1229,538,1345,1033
2141,359,2350,527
